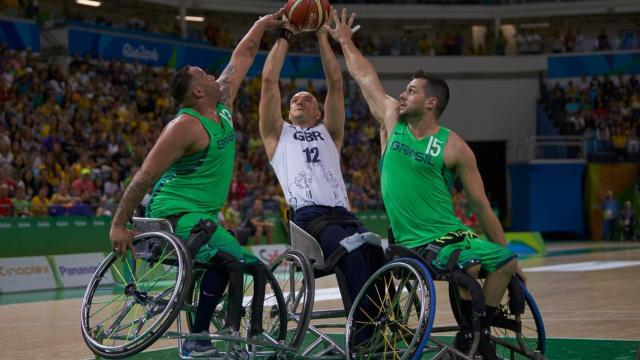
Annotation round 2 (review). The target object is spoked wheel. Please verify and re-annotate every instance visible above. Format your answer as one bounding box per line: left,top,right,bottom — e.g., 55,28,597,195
491,279,546,359
81,231,192,358
346,258,436,360
186,262,288,355
269,249,314,350
449,277,546,359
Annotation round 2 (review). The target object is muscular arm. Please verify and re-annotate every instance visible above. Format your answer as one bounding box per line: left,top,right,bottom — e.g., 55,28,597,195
340,41,395,127
217,22,265,107
318,31,345,148
112,117,200,227
451,137,506,247
218,10,283,107
259,38,288,160
326,9,398,135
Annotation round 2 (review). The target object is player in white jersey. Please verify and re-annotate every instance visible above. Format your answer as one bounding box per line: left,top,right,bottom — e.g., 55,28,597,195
258,16,384,331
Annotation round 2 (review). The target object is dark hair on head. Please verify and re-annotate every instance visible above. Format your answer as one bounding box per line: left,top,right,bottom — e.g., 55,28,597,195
412,70,449,118
169,66,192,104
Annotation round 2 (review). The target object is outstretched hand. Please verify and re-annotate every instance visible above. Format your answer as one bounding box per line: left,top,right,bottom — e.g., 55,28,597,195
316,6,334,37
257,8,285,30
282,18,301,36
323,8,357,45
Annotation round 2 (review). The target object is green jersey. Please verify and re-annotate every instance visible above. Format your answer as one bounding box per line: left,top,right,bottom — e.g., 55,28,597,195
147,104,235,219
381,121,467,248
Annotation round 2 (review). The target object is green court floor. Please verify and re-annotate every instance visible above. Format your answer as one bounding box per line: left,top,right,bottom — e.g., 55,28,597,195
115,336,639,360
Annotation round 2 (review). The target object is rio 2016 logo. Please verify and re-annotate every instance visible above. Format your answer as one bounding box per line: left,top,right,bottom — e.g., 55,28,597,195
259,248,283,264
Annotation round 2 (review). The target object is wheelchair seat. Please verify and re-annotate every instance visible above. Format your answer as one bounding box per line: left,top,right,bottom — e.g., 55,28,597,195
132,217,174,234
385,244,453,281
289,220,326,271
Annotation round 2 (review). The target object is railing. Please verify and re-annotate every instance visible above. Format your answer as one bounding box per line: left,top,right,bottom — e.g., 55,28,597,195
507,135,586,163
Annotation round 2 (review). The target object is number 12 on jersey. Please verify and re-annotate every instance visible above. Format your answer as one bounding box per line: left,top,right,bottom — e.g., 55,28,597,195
303,147,320,163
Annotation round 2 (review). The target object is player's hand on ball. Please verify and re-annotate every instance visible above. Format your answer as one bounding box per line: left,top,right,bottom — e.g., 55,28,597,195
258,8,285,30
282,18,301,36
316,6,334,37
324,8,357,44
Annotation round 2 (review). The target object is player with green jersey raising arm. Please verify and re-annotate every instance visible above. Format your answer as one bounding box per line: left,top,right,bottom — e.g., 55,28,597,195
325,9,525,359
108,9,284,358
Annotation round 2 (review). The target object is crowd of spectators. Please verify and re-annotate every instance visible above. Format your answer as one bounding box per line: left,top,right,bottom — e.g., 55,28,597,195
516,28,638,55
0,44,384,222
4,0,638,58
540,74,640,161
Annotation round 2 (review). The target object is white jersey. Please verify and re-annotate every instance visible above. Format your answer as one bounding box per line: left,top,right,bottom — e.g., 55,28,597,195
271,123,350,211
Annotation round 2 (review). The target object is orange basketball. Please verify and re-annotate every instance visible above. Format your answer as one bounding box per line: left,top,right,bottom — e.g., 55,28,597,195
284,0,331,32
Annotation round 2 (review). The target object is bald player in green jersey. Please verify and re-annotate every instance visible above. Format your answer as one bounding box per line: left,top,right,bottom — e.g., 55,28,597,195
109,10,284,358
326,9,525,360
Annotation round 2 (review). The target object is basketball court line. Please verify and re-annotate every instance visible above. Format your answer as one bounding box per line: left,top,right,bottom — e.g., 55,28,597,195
525,260,640,272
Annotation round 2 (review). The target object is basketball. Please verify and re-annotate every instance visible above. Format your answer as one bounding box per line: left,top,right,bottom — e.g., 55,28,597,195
284,0,331,32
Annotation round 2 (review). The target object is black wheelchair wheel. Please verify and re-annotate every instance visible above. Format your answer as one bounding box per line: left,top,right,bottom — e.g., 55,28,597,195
269,249,315,350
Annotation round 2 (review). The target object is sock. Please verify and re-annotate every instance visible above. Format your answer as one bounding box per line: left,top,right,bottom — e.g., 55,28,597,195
483,305,498,331
459,299,473,332
192,268,229,333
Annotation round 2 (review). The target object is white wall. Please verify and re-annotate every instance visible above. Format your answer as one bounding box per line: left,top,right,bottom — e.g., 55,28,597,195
379,78,539,141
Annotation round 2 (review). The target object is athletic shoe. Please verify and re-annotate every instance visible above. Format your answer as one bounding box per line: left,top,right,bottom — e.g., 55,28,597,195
181,331,218,358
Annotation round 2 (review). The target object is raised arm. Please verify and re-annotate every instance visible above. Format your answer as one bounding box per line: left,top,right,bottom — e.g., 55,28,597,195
109,117,200,257
218,9,284,107
325,8,398,133
259,37,289,160
317,13,345,148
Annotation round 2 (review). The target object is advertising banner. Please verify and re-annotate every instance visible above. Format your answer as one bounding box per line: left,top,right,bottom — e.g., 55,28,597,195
548,51,640,78
53,253,111,288
0,256,55,293
0,18,40,51
1,216,111,258
67,26,325,78
585,163,639,240
250,244,288,266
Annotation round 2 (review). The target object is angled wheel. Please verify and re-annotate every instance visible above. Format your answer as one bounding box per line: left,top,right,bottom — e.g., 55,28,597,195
269,249,314,350
81,231,192,358
491,279,546,359
346,258,436,360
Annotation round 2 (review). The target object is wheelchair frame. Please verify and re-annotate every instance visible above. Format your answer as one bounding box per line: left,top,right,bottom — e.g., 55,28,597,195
80,217,546,360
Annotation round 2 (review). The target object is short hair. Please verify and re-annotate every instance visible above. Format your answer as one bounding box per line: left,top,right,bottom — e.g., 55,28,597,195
169,66,192,104
412,70,449,118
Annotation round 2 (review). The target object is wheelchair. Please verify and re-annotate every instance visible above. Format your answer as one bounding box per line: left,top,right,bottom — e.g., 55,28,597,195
275,222,546,359
80,217,294,359
345,243,547,360
81,216,546,360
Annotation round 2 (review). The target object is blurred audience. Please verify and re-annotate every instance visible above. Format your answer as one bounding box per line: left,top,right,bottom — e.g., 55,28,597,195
619,200,636,242
541,74,640,162
0,44,384,220
601,190,618,241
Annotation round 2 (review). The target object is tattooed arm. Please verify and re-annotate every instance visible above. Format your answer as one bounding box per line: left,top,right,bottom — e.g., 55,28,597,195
109,115,203,257
218,8,284,107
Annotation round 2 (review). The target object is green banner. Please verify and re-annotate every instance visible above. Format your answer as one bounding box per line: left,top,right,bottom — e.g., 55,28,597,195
1,212,394,258
0,217,111,258
585,164,639,240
